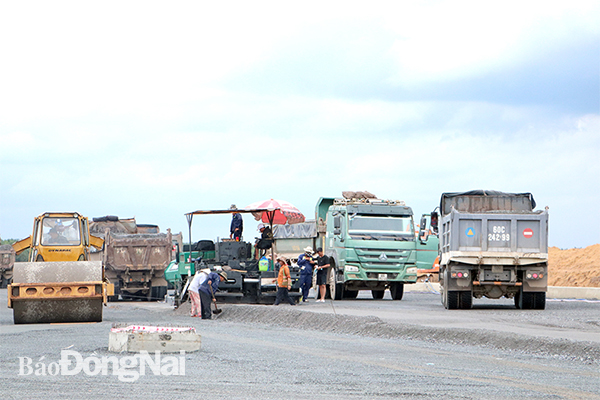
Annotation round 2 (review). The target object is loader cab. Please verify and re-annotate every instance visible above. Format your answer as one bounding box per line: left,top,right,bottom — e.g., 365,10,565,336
30,213,89,262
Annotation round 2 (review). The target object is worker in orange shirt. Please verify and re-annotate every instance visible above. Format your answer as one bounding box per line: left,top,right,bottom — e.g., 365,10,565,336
274,256,295,306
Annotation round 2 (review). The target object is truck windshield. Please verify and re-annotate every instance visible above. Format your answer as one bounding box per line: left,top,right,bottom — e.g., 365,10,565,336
41,218,81,246
348,215,414,241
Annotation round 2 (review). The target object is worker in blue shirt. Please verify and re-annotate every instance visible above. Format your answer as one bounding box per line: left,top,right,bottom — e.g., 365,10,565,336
297,246,316,302
199,271,227,319
230,204,243,241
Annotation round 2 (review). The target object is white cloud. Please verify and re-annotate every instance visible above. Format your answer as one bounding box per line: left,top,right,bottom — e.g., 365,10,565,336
0,1,598,248
384,1,600,87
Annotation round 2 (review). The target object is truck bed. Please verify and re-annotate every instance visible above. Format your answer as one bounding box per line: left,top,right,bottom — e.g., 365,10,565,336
440,208,549,265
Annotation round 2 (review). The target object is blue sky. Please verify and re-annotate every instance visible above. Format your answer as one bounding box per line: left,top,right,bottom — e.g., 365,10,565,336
1,1,598,249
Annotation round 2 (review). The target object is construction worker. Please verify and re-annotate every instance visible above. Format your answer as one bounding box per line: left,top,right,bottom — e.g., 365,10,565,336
255,223,274,258
188,271,206,317
230,205,243,241
314,247,331,302
297,246,315,302
273,256,295,306
199,271,227,319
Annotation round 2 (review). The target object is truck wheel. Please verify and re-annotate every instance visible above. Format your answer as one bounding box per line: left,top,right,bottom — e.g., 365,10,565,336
533,292,546,310
328,267,343,300
148,286,167,301
520,291,535,309
459,290,472,309
441,267,449,308
514,291,521,309
371,290,384,299
390,283,404,300
334,283,344,300
446,290,460,309
343,290,358,299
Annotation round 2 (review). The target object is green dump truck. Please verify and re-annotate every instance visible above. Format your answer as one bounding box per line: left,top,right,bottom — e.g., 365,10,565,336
274,193,419,300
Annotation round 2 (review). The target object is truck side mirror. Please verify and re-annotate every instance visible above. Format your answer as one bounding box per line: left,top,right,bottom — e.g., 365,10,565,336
333,216,342,237
419,216,428,243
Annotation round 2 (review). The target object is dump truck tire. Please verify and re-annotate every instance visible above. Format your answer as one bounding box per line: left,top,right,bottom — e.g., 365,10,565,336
446,290,460,309
459,290,472,309
533,292,546,310
519,290,546,310
326,266,343,300
519,290,535,309
390,283,404,300
371,290,384,299
148,285,167,301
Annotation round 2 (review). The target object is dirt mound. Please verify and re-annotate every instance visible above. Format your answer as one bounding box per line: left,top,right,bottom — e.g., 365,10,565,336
549,244,600,287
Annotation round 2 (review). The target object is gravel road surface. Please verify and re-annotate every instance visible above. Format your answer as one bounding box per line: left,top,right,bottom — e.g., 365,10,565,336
1,288,599,399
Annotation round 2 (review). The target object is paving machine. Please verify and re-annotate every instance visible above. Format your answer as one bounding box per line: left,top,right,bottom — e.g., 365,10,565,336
8,212,112,324
164,207,301,306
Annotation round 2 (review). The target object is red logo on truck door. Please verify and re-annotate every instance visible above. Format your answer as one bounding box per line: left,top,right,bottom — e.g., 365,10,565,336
523,228,534,238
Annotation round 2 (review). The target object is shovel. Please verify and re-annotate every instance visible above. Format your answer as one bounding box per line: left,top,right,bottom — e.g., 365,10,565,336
209,285,222,315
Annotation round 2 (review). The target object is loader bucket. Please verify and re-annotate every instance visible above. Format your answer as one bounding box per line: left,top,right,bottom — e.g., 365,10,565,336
9,261,104,324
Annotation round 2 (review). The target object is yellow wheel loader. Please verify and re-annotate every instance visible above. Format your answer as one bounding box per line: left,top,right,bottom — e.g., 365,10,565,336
8,212,113,324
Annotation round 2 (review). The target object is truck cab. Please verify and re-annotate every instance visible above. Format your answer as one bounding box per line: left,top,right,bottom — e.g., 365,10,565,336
318,196,418,300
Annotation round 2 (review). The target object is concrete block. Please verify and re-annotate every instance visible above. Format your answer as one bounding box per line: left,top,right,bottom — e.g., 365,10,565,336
547,286,600,300
109,325,201,353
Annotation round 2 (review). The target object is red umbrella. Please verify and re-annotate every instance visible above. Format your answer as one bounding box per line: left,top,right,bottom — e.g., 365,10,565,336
245,199,305,225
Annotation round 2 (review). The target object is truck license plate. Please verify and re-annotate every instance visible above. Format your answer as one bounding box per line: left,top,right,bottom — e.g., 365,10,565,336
378,274,387,281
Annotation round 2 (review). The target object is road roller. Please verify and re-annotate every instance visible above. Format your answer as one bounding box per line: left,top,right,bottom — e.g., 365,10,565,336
8,212,113,324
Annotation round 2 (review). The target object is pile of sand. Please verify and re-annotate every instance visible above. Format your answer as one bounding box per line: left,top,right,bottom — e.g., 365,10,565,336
548,244,600,287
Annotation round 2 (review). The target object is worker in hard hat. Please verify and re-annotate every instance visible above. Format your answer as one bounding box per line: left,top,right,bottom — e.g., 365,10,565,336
297,246,316,302
229,205,243,241
255,223,274,258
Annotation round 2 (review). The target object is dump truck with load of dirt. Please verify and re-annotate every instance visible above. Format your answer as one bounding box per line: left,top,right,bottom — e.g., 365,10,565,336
432,190,548,310
0,243,16,288
274,192,419,300
90,216,172,301
7,212,111,324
